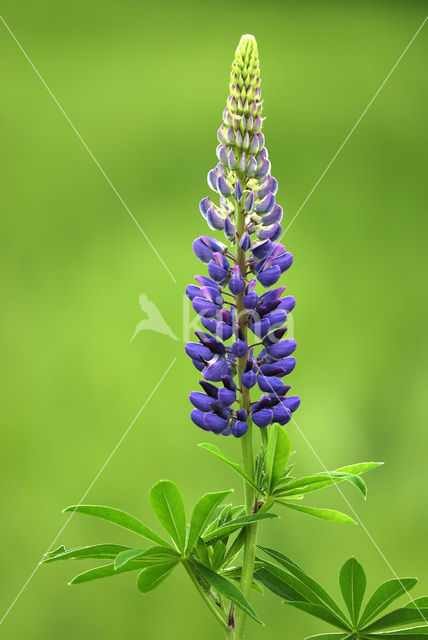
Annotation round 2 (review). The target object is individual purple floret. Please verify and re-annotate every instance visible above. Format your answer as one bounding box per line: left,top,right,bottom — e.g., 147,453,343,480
185,34,300,438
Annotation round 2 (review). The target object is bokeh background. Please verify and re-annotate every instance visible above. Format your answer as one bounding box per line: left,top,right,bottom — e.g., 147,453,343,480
1,1,427,638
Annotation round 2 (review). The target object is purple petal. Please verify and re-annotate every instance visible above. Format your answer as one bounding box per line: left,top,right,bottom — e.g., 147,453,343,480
277,296,296,312
241,370,257,388
203,413,229,434
255,192,275,214
217,174,233,197
192,297,220,318
252,408,273,428
266,341,297,360
273,406,292,426
202,356,230,382
185,342,213,361
231,420,248,438
231,339,248,358
189,391,214,412
217,388,236,406
257,265,281,287
258,375,287,394
191,409,209,430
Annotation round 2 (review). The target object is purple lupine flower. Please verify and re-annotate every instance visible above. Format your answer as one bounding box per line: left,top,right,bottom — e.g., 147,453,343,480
185,34,300,437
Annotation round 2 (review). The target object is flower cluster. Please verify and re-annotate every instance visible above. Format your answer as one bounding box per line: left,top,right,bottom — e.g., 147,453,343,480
185,35,300,438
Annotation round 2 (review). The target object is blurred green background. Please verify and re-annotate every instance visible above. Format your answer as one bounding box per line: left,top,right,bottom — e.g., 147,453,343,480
1,1,427,638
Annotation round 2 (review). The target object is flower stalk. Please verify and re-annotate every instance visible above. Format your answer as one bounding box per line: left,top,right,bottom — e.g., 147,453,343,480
185,33,300,637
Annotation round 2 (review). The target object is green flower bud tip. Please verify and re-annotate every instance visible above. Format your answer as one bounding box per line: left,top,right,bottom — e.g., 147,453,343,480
228,34,262,124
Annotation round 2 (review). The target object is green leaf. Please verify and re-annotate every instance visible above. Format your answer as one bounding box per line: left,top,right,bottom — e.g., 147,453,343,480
223,528,247,564
255,560,334,607
70,560,145,585
405,599,428,610
278,501,357,524
189,559,263,624
258,546,349,623
363,608,428,631
282,472,367,498
305,634,350,640
114,548,146,569
218,504,233,527
283,462,382,498
251,581,264,594
115,546,180,570
186,490,232,554
202,513,278,542
254,566,306,602
340,557,366,625
194,538,210,566
198,443,260,492
63,505,169,547
43,544,129,564
137,561,178,593
285,601,351,630
360,579,418,627
149,480,187,551
336,462,383,475
361,628,428,640
211,541,227,571
265,424,291,494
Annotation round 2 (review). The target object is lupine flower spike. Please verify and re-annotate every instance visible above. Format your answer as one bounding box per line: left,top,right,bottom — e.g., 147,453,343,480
186,34,300,438
44,34,405,640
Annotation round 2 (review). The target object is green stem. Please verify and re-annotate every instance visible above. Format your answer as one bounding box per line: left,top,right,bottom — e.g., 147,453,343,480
233,187,259,640
183,561,230,633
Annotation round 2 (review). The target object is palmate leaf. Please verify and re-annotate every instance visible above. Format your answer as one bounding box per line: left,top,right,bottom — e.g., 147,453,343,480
137,560,179,593
362,609,428,632
280,472,367,498
63,505,169,547
359,579,418,627
115,546,180,570
258,547,349,624
277,501,357,524
255,560,339,611
285,601,351,631
279,462,382,499
202,512,279,542
43,544,130,564
340,557,367,625
254,565,306,601
361,628,428,640
265,424,291,494
186,490,232,554
198,443,260,491
305,634,351,640
149,480,187,552
255,553,426,640
189,559,263,624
